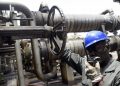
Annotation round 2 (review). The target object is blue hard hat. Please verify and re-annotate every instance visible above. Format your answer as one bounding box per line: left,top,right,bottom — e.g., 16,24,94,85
84,30,108,48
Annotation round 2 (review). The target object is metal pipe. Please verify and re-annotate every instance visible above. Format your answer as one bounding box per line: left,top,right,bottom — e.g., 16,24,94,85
0,2,32,18
31,39,45,81
13,11,25,86
29,12,55,82
39,40,57,80
32,11,48,26
32,12,120,32
109,36,120,51
66,36,120,55
66,39,85,56
0,2,119,33
15,40,25,86
30,11,46,81
30,11,57,81
52,14,120,32
1,2,120,82
0,47,15,53
0,26,51,39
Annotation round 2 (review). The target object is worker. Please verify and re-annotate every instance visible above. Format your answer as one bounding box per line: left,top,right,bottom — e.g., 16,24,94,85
57,30,120,86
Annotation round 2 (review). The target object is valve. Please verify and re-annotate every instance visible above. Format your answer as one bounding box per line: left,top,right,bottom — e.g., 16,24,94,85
47,6,67,56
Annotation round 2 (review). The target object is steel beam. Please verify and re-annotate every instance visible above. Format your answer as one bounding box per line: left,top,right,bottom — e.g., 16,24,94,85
0,26,52,39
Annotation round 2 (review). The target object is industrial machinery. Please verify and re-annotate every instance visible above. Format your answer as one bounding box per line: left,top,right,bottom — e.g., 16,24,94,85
0,1,120,86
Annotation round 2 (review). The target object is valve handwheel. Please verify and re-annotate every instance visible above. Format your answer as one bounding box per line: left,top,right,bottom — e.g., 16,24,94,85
47,6,67,56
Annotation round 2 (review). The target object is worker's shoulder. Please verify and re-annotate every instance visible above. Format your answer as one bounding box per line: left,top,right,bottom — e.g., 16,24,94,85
105,60,120,72
113,60,120,66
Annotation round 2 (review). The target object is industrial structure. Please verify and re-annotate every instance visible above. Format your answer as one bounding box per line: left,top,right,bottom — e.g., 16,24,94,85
0,1,120,86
